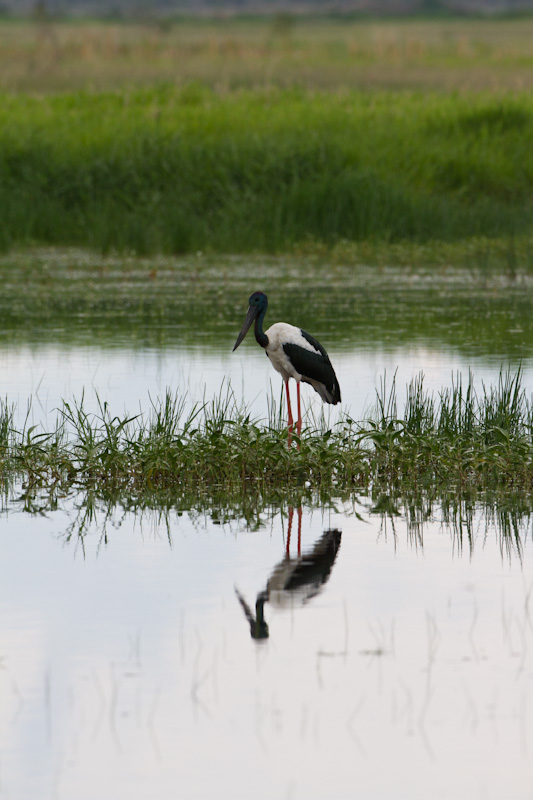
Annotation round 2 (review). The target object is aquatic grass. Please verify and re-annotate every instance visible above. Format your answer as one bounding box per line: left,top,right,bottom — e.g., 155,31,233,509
363,368,533,488
0,399,13,453
1,371,533,496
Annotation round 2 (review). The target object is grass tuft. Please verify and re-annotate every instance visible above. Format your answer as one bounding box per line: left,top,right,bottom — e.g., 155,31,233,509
1,371,533,497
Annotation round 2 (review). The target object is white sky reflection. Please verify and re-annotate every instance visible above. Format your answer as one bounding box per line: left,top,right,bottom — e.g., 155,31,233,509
0,341,530,430
0,498,531,800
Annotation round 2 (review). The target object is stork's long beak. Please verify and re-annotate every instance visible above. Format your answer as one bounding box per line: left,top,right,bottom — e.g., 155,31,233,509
232,304,259,351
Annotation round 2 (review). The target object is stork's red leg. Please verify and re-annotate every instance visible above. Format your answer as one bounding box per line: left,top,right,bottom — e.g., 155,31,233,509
296,382,302,438
285,379,293,447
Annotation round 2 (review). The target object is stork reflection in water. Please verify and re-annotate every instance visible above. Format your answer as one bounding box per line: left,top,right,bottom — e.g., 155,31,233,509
236,507,342,640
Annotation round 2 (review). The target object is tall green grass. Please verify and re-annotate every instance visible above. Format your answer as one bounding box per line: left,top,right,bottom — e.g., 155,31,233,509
1,372,533,496
2,86,533,254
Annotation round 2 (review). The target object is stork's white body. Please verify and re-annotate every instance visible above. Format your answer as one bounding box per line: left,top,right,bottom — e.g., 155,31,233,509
264,322,312,382
264,322,334,403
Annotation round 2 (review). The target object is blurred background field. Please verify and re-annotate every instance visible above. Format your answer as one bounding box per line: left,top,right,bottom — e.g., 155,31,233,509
1,15,533,92
1,14,533,257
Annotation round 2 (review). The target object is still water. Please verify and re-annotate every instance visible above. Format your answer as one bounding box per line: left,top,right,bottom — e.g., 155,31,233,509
2,339,525,429
0,494,531,799
0,253,532,798
0,252,532,427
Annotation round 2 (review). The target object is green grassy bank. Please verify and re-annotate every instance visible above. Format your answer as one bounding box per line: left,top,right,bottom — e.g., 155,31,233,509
2,86,533,254
3,372,533,497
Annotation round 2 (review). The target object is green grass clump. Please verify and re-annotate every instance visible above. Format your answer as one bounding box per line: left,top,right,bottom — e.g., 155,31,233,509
362,370,533,489
2,371,533,497
1,87,533,254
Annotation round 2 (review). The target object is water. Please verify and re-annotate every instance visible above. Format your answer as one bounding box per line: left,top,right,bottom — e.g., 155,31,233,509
1,256,532,428
2,338,525,429
1,252,533,798
0,493,531,799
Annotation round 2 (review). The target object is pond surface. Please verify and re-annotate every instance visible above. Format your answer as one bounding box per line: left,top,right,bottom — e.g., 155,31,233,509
0,251,532,428
0,251,533,798
0,492,532,799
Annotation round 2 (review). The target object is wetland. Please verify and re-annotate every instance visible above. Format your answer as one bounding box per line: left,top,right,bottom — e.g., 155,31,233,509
1,14,533,797
0,250,533,799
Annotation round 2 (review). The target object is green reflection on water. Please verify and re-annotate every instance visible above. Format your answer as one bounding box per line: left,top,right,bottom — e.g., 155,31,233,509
1,249,532,358
5,481,530,562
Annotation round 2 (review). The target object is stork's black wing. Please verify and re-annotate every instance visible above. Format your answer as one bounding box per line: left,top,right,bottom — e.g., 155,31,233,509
283,329,341,404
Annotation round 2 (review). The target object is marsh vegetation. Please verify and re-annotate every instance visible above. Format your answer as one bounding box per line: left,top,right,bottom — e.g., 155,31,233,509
1,249,532,499
2,86,533,255
2,367,532,502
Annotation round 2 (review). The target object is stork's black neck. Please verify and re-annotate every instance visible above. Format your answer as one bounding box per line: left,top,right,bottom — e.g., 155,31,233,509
254,307,269,349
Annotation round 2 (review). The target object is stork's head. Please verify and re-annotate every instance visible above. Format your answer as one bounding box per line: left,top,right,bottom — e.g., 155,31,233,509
232,292,268,351
247,291,268,311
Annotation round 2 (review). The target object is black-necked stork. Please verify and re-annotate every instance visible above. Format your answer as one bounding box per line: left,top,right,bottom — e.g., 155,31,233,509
232,291,341,441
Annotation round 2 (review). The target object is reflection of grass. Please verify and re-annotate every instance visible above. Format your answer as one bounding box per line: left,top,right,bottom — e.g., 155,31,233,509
2,18,533,93
1,87,533,254
2,371,533,496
